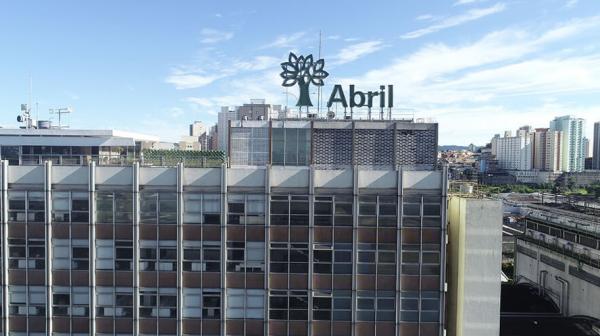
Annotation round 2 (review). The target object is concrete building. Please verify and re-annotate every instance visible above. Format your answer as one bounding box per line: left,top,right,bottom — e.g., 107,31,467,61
491,128,533,171
228,120,439,169
593,122,600,170
189,121,206,138
532,128,563,172
550,116,586,172
0,116,448,335
0,128,158,166
217,100,283,153
514,204,600,320
447,197,502,336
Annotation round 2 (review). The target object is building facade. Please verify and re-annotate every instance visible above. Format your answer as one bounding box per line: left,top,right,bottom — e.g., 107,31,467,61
549,116,586,172
0,161,447,336
490,128,533,171
593,122,600,170
514,204,600,320
532,128,562,172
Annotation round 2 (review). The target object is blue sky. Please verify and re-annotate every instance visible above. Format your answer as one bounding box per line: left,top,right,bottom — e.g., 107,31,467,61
1,0,600,146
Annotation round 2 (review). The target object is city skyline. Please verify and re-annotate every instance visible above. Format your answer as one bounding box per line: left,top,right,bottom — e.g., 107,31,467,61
1,1,600,145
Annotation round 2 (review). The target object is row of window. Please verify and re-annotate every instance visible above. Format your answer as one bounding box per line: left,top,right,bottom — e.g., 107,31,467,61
4,192,442,227
526,220,599,250
7,286,439,322
7,239,440,276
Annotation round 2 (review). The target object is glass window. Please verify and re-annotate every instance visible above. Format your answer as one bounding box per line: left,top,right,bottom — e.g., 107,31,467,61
269,290,307,320
139,287,177,318
96,192,133,224
270,243,308,274
9,286,46,316
227,289,264,319
8,191,44,223
183,240,220,272
271,128,311,166
140,240,176,271
141,192,176,224
9,238,45,270
96,287,133,317
227,241,265,273
184,193,221,224
270,195,308,226
53,286,89,317
183,288,221,319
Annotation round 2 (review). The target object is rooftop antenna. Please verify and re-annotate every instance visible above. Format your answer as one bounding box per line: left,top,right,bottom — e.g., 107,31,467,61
317,30,322,116
49,107,73,129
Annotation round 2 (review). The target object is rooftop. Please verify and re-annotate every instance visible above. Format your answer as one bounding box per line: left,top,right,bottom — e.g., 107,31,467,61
0,128,159,146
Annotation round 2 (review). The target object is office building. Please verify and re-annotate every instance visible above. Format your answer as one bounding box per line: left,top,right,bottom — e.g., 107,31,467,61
447,197,502,336
490,128,533,171
189,121,206,138
593,122,600,170
549,116,586,172
0,120,447,335
514,204,600,320
0,128,158,166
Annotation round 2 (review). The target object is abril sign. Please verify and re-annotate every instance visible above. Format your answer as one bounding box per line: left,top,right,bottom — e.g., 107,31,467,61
280,52,393,109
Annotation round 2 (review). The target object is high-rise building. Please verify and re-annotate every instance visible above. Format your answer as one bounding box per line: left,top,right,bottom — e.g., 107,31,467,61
532,128,563,172
0,120,447,336
593,122,600,170
549,116,586,172
189,121,206,137
491,127,533,171
447,196,502,336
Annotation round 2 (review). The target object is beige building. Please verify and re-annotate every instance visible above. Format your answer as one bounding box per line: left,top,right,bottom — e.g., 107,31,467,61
532,128,563,172
447,196,502,336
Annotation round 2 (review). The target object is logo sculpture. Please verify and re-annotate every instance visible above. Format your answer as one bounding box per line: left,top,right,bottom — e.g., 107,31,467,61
280,52,329,107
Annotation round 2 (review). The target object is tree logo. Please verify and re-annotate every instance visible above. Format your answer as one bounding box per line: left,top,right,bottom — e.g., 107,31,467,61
280,52,329,107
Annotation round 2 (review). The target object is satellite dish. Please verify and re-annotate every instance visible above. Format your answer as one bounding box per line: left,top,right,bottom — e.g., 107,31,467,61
327,110,335,119
17,115,23,122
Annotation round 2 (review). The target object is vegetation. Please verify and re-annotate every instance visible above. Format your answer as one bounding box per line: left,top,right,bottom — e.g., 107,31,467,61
142,149,225,167
478,181,600,199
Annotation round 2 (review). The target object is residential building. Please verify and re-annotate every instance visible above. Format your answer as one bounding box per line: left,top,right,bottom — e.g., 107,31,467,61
490,127,533,171
593,122,600,170
447,197,502,336
549,116,586,172
189,121,206,138
0,117,447,336
514,204,600,320
532,128,563,172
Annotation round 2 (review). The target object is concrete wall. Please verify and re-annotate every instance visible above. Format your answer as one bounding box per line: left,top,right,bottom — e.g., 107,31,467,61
447,197,502,336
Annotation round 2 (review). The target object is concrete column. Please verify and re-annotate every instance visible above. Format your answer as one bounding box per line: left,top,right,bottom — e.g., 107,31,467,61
351,165,359,336
439,165,449,332
88,162,97,335
395,166,403,336
132,163,140,335
220,163,227,336
307,165,315,336
264,165,271,336
1,161,9,335
176,163,184,335
44,161,53,335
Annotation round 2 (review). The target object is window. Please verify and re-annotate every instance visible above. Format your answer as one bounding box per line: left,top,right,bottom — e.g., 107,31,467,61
400,292,419,322
314,196,333,226
313,244,332,274
97,240,133,271
313,291,332,320
403,196,421,227
271,128,311,166
358,195,398,227
52,192,89,223
332,290,352,321
8,191,45,223
9,238,45,270
269,290,308,320
96,287,133,317
183,288,220,319
358,243,396,275
422,197,441,227
140,192,177,224
334,196,353,226
270,243,308,273
140,240,176,271
96,192,133,224
270,195,309,226
333,243,353,275
183,193,221,224
580,235,598,249
53,286,89,316
421,291,440,322
139,288,177,318
9,286,46,316
227,241,265,273
227,194,264,225
227,289,264,319
357,291,396,321
183,241,220,272
52,239,89,270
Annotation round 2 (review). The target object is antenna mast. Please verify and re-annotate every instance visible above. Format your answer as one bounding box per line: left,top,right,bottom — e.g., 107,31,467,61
317,30,322,116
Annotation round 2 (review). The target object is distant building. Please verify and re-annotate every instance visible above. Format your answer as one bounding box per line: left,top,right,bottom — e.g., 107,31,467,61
491,127,533,171
532,128,563,172
0,128,159,165
189,120,206,137
593,122,600,170
217,100,282,153
515,204,600,320
550,116,586,172
447,197,502,336
179,121,207,151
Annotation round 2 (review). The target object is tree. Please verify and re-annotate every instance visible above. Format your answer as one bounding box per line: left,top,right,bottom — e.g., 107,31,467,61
280,52,329,107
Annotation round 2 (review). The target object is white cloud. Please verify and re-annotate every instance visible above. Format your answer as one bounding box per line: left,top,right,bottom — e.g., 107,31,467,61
565,0,578,8
332,41,384,65
416,14,436,21
453,0,487,6
233,56,279,71
165,72,223,89
262,32,306,49
200,28,234,44
401,3,506,39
